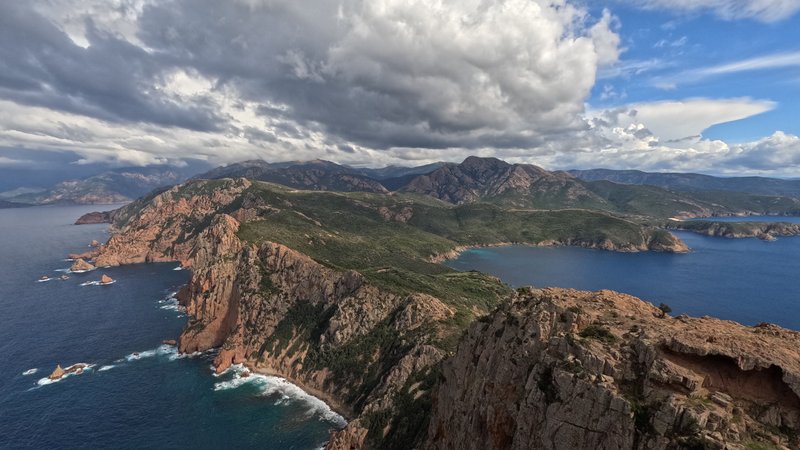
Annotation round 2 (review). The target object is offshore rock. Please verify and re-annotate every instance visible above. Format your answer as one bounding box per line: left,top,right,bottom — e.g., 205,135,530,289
69,258,95,272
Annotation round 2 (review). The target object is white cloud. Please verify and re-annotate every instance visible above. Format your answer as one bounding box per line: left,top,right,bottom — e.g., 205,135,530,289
654,51,800,88
628,0,800,22
608,98,775,142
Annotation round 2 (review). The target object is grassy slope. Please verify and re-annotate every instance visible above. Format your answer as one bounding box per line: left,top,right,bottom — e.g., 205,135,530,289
236,182,667,297
481,179,800,219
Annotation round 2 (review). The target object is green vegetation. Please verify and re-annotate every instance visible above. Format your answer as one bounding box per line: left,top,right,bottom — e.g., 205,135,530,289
579,324,618,344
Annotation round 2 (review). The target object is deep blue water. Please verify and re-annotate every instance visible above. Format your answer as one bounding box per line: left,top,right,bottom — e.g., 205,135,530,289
0,206,342,450
446,227,800,330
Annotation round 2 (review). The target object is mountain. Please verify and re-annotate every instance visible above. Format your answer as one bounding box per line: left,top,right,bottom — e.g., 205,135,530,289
195,160,389,193
83,177,800,450
570,168,800,197
0,200,32,209
9,166,199,205
400,156,800,218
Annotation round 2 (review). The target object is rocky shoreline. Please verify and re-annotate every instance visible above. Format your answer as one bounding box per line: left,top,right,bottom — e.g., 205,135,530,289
82,178,800,449
667,220,800,240
429,235,690,264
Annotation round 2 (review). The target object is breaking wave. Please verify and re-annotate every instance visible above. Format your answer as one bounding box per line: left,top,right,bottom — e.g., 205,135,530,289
212,365,346,427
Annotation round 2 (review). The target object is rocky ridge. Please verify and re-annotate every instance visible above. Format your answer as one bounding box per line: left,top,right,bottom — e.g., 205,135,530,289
668,220,800,241
427,288,800,450
92,179,468,449
89,177,799,449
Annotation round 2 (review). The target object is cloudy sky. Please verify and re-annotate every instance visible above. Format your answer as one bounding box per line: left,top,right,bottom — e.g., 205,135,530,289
1,0,800,176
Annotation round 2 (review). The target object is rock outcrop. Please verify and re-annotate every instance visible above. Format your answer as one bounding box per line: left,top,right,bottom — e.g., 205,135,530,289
75,210,117,225
426,288,800,450
100,274,114,284
69,258,95,272
48,364,65,380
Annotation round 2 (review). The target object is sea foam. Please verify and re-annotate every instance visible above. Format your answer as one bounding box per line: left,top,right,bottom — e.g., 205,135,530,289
213,365,346,427
22,368,38,376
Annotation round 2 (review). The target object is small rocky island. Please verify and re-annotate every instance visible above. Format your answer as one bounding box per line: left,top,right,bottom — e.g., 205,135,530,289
48,363,89,381
69,258,95,273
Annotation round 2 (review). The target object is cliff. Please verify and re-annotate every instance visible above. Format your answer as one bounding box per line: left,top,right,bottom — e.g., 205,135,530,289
93,178,509,449
426,288,800,450
89,178,799,449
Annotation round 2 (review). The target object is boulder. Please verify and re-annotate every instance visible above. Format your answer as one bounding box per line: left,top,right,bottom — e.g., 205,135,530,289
100,274,114,284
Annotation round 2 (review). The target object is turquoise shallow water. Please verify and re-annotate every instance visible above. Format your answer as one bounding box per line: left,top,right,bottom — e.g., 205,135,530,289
0,205,342,450
446,227,800,330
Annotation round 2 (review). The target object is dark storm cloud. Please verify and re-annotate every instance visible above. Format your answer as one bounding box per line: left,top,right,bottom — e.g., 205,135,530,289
0,2,223,131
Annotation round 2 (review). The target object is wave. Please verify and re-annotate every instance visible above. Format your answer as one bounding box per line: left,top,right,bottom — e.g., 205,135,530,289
22,368,38,376
81,280,116,286
124,344,192,362
213,365,346,427
173,266,184,271
98,365,116,372
36,278,53,283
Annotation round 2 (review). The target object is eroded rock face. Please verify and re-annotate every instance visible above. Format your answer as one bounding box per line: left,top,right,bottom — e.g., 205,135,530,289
94,178,251,267
426,288,800,450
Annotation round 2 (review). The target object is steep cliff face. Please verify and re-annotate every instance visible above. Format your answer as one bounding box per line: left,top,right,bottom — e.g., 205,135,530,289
94,178,251,267
90,178,798,450
177,227,454,449
426,288,800,450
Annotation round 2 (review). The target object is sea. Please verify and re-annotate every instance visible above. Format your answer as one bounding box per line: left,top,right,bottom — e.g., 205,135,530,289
0,205,344,450
446,216,800,330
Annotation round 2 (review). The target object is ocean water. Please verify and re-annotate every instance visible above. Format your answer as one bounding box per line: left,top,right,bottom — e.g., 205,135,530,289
0,205,343,449
446,227,800,330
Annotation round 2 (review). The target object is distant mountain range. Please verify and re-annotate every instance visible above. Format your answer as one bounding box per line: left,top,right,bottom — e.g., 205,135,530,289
195,156,800,218
6,156,800,210
0,200,31,209
569,168,800,197
1,165,201,206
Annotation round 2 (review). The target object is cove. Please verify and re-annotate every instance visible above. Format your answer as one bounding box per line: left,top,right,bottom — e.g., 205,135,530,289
445,231,800,330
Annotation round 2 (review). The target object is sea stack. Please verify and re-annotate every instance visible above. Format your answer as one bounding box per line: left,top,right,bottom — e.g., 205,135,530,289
70,258,95,272
48,364,65,380
100,274,114,285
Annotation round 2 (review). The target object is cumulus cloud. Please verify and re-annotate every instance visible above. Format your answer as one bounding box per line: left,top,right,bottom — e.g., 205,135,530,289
628,0,800,22
0,0,620,160
1,1,799,176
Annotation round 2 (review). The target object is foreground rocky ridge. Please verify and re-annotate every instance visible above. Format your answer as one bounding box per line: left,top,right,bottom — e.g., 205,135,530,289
89,178,799,449
428,288,800,450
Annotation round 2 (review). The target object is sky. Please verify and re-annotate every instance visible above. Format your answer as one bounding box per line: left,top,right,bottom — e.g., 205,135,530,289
1,0,800,176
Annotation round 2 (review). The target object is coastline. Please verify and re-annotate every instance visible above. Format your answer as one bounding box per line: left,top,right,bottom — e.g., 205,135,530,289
243,362,354,422
428,237,684,264
68,246,352,430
